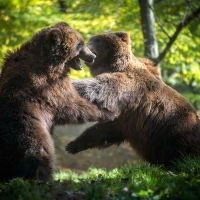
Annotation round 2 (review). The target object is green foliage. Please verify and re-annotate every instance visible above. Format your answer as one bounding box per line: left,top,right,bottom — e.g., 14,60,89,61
1,1,52,54
172,156,200,175
153,0,200,92
1,157,200,199
0,178,51,200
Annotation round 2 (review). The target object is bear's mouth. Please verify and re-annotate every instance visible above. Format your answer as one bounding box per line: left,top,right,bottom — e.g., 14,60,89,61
92,51,97,56
68,57,82,70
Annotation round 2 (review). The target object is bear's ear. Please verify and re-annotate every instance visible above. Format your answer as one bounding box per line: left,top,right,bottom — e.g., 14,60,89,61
47,28,63,45
115,32,131,45
56,22,70,27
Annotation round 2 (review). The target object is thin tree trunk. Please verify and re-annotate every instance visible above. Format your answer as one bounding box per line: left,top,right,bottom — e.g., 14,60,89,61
58,0,67,13
139,0,159,65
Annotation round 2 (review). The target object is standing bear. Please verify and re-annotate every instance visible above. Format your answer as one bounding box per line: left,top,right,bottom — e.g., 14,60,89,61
66,32,200,167
0,22,114,181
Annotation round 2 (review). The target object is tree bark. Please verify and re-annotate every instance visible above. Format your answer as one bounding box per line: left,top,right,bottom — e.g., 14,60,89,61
139,0,159,64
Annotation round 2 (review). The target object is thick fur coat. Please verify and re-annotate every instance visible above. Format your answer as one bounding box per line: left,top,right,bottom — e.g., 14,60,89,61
66,32,200,167
0,22,113,181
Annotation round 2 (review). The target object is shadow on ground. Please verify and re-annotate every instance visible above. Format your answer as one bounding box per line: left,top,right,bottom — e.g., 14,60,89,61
53,123,139,172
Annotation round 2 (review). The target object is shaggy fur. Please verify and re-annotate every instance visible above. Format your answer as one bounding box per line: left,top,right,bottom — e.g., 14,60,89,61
0,22,114,181
66,32,200,167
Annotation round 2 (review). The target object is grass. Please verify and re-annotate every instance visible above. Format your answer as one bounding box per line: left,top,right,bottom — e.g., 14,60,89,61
1,156,200,200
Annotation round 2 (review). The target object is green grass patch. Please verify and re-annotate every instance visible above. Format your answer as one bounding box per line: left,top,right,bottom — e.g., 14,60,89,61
1,157,200,200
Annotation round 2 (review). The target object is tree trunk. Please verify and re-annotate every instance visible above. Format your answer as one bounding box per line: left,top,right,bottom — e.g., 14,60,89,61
138,0,159,65
58,0,67,13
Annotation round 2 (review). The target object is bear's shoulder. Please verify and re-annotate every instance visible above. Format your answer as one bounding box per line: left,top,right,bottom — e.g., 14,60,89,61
135,58,161,80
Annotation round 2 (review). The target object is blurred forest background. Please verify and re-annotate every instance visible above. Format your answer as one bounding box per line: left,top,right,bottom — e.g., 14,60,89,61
0,0,200,172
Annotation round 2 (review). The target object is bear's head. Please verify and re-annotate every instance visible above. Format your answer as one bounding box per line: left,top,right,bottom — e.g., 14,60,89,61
30,22,96,72
84,32,132,76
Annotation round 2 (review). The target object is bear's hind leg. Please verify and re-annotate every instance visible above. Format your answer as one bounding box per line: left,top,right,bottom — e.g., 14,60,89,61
34,130,55,181
16,129,55,181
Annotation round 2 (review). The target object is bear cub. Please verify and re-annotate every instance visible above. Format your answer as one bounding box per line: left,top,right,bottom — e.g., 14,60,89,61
0,22,114,181
66,32,200,167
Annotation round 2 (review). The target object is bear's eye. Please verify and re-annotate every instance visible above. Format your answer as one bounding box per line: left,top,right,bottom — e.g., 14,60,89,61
77,42,83,47
95,39,101,43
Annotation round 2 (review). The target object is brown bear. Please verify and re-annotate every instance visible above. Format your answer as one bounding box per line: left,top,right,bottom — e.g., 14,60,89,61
0,22,114,181
66,32,200,167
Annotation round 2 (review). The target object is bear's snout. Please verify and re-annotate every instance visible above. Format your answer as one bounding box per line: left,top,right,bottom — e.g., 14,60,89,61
79,45,96,63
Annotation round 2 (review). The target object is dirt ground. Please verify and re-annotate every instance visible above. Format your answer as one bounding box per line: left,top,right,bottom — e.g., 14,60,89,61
53,123,139,173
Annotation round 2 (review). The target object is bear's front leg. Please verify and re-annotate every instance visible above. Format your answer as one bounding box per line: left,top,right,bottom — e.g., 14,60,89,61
65,121,124,154
71,76,122,114
71,78,102,108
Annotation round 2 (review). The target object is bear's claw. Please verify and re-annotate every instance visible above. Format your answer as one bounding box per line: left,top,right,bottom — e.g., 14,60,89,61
65,142,79,154
65,141,92,154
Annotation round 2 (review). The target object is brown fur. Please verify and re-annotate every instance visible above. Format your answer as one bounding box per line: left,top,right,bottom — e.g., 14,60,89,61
0,22,114,181
66,32,200,167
